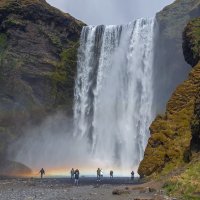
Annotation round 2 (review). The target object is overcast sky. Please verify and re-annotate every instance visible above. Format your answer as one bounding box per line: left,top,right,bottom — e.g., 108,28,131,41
47,0,174,25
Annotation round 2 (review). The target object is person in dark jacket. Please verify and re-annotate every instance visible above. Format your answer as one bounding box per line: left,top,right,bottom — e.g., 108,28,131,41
40,168,45,179
74,169,80,186
131,171,134,180
71,168,75,179
110,170,114,178
97,168,101,182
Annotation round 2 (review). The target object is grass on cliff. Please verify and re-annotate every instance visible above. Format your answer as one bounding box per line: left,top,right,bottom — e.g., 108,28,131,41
49,41,79,107
138,63,200,177
185,18,200,60
139,101,194,177
163,158,200,200
0,0,76,24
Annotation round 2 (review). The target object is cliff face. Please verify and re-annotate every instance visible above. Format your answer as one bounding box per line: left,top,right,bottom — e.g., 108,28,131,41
0,0,84,162
184,19,200,153
138,17,200,177
153,0,200,113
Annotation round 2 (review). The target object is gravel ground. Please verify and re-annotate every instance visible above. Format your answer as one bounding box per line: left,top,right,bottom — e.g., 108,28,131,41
0,177,173,200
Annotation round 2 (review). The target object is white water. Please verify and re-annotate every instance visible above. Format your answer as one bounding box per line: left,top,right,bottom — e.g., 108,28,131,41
74,19,155,172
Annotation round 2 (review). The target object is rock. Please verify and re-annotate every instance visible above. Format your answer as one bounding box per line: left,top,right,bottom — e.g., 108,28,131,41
134,198,154,200
0,160,32,176
153,0,200,113
183,18,200,67
0,0,84,162
112,189,130,195
138,17,200,176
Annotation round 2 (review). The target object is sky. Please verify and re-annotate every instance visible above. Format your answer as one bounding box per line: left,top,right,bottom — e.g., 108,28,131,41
47,0,174,25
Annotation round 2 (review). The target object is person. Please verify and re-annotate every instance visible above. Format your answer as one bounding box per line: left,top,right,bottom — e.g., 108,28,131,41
71,168,75,179
131,171,134,180
74,169,79,186
97,168,101,182
40,168,45,179
110,170,113,179
100,169,103,179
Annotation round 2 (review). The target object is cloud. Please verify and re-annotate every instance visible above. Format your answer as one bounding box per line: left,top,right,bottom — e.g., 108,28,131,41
47,0,174,25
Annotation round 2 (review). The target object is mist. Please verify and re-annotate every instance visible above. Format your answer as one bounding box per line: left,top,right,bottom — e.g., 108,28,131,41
9,113,88,170
9,113,131,176
47,0,175,25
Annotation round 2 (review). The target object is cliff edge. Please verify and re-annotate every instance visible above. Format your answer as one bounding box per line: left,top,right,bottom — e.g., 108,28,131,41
0,0,84,172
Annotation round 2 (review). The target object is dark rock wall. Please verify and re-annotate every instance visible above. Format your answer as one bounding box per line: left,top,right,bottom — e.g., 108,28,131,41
0,0,84,161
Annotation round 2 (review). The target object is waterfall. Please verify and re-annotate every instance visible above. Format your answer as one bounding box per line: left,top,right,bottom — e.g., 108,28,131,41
74,19,155,171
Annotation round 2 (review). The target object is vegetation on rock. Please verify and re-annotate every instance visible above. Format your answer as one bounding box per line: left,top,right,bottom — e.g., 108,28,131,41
183,18,200,67
139,16,200,199
0,0,84,172
138,63,200,176
163,158,200,199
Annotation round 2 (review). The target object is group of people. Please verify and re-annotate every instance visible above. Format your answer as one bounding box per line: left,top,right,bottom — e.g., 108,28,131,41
97,168,113,180
70,168,80,186
39,168,135,185
96,168,103,181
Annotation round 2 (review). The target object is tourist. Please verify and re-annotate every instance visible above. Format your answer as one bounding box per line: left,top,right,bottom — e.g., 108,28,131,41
97,168,101,182
74,169,80,186
131,171,134,180
100,169,103,178
40,168,45,179
70,168,75,179
110,170,113,178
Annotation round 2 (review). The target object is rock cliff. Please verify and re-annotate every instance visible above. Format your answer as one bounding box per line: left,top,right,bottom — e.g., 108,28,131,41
153,0,200,113
139,17,200,179
0,0,84,166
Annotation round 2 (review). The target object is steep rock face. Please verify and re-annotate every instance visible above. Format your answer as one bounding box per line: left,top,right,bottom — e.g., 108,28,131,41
0,0,84,162
183,18,200,67
139,64,200,176
183,19,200,153
191,92,200,152
154,0,200,113
138,17,200,177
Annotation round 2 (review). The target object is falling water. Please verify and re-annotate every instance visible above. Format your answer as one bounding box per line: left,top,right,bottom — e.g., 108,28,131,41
74,19,155,171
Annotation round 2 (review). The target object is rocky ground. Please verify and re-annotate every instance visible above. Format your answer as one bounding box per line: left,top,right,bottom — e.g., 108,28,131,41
0,177,174,200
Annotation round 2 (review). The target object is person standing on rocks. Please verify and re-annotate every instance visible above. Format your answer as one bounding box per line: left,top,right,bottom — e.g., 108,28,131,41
110,170,114,179
131,171,134,180
40,168,45,179
70,168,75,179
74,169,80,186
100,169,103,179
97,168,101,182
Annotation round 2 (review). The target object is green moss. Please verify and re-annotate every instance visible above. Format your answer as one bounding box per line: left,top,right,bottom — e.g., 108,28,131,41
49,41,79,106
186,18,200,61
38,26,62,49
138,63,200,177
0,33,7,50
48,33,62,48
0,33,7,82
163,161,200,199
4,18,26,27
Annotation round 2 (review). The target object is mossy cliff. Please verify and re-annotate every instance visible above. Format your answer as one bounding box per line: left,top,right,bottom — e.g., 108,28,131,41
138,62,200,176
139,17,200,199
0,0,84,168
154,0,200,113
184,18,200,154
